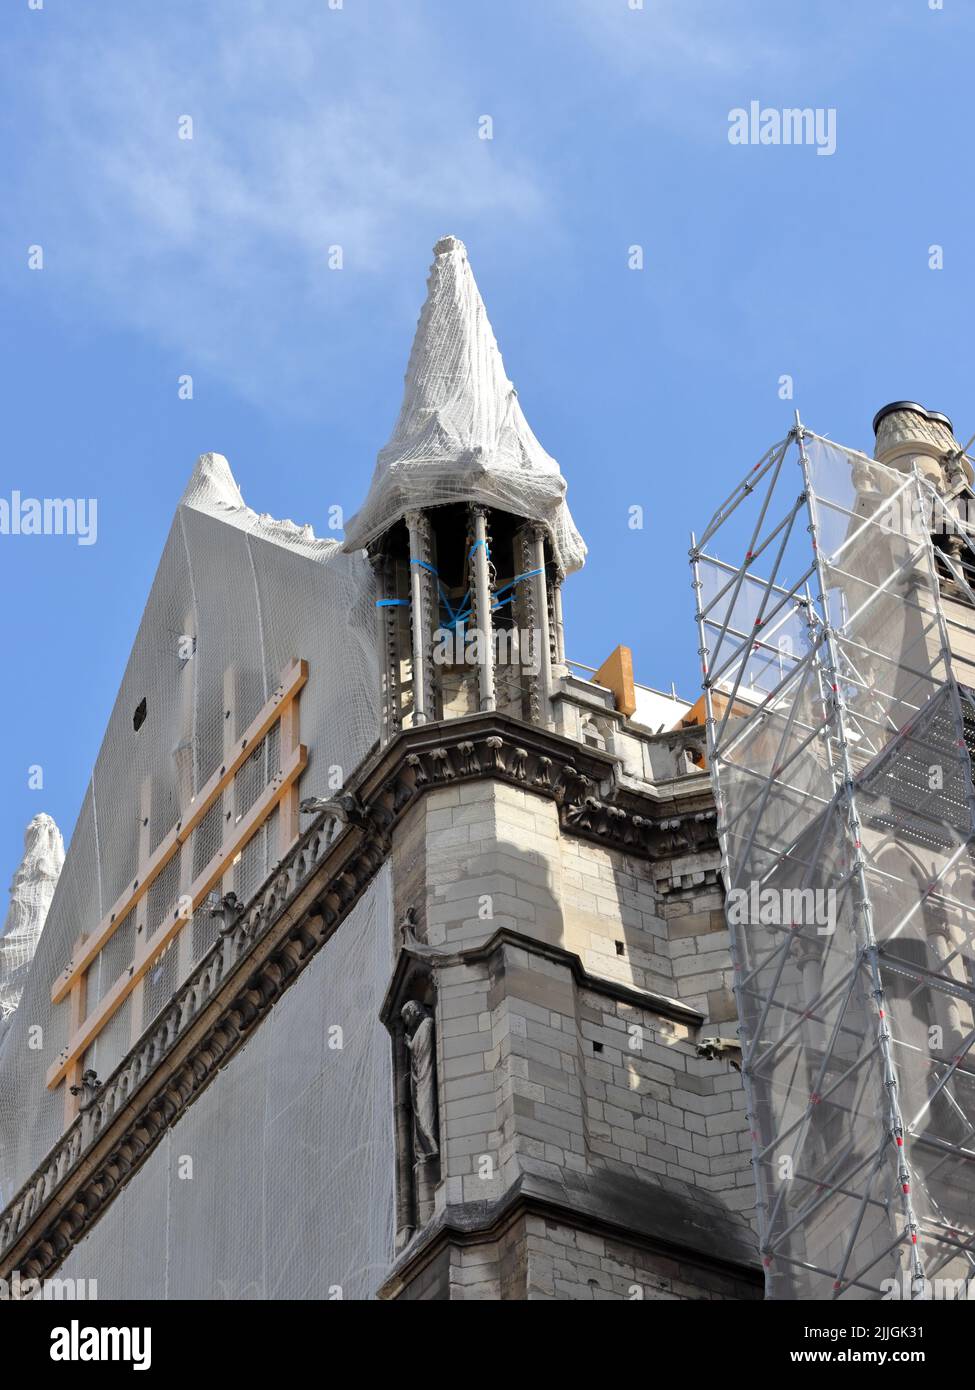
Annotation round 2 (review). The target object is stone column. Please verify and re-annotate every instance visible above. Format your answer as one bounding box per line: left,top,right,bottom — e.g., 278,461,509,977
925,919,967,1054
373,552,400,745
796,938,825,1053
552,578,566,668
531,526,554,725
405,510,429,726
470,506,496,713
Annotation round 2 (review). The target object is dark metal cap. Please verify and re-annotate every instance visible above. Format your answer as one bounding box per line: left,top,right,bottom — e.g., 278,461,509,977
872,401,954,435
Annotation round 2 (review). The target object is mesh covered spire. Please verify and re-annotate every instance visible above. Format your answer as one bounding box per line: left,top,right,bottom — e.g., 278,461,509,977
0,814,64,1024
344,236,586,574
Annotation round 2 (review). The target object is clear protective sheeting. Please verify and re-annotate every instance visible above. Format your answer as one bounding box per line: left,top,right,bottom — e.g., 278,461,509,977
55,869,395,1301
343,236,586,576
0,451,382,1233
693,427,975,1299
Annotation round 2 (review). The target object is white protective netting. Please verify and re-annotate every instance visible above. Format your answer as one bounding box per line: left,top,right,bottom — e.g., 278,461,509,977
343,236,587,576
55,867,395,1301
0,454,394,1293
0,816,64,1045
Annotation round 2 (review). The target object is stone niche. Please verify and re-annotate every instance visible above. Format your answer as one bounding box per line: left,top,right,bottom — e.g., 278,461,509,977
381,938,442,1253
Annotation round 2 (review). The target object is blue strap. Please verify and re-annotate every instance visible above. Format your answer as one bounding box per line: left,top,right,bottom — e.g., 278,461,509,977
448,567,544,622
376,599,410,608
403,553,540,628
442,601,474,632
492,567,543,602
410,557,439,576
411,557,459,621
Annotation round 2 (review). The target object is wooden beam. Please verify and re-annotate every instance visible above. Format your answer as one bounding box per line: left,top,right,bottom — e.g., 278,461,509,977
61,949,87,1129
220,665,238,899
46,743,307,1091
127,777,154,1049
277,690,301,859
51,659,307,1004
593,645,637,719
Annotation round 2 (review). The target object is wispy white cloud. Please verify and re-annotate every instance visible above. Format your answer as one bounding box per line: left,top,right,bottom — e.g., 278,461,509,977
5,1,548,409
563,0,796,82
3,0,856,416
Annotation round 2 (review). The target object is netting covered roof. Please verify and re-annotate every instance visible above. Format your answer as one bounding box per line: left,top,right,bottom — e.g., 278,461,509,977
0,454,382,1213
55,870,395,1300
344,236,587,575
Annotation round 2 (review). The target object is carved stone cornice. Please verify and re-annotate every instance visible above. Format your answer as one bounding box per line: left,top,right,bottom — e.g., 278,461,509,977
0,710,718,1282
355,711,718,863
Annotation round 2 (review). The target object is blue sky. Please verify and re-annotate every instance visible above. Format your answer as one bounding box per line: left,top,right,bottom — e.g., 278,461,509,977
1,0,972,888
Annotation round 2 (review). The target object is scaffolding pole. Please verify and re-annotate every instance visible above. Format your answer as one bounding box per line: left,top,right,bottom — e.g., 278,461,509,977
691,416,975,1300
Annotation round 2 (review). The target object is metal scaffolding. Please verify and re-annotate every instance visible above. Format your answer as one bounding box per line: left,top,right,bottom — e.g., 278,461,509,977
691,416,975,1299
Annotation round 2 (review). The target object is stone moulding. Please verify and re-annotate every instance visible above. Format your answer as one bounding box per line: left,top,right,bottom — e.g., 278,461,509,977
381,924,704,1031
0,710,719,1284
376,1177,764,1302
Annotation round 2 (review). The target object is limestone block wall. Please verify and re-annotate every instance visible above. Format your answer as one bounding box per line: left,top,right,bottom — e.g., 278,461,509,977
578,986,753,1214
425,939,753,1218
560,833,673,999
389,775,757,1288
392,779,567,953
394,780,675,991
393,779,739,1028
395,1214,759,1301
520,1217,759,1301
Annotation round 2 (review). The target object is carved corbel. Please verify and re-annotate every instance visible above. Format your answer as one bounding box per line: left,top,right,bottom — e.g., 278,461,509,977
565,796,600,832
605,805,628,840
430,747,455,782
533,755,552,790
554,763,578,803
510,746,529,781
485,736,506,773
390,768,416,812
457,740,481,776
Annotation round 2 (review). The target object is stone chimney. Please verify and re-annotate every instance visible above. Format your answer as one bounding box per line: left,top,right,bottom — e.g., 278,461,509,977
872,401,972,489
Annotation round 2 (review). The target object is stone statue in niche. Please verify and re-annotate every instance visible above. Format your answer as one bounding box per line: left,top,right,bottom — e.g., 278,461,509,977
401,999,439,1159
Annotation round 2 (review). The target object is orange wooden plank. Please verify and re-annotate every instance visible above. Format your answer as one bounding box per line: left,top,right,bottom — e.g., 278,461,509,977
51,659,307,1004
277,691,301,859
46,743,307,1090
593,645,637,719
61,955,87,1128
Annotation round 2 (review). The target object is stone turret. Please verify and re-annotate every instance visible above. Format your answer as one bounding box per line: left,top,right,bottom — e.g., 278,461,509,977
873,401,972,490
346,237,585,740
